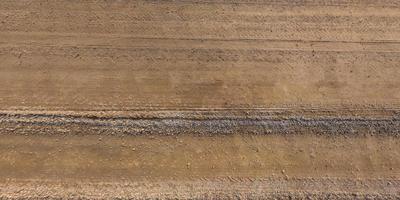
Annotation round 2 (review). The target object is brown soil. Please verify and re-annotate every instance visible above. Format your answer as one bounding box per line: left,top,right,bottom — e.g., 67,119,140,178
0,134,400,199
1,0,400,199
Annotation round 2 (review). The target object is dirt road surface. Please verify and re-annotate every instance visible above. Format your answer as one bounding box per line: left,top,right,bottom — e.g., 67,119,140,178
1,0,400,199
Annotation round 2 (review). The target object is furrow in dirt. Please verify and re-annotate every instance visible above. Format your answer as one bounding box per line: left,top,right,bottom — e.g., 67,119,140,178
0,110,399,136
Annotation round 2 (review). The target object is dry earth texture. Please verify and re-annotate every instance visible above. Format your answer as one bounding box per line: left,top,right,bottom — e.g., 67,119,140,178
1,0,400,199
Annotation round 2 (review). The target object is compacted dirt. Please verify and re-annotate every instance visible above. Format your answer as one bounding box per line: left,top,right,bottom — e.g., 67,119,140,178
1,0,400,199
